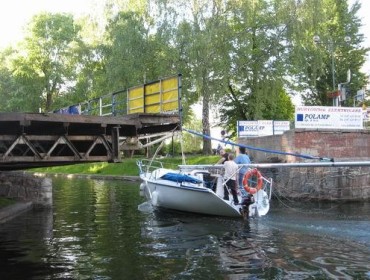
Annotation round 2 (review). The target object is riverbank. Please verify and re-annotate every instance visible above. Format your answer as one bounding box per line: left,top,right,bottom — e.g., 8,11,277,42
28,155,218,177
0,201,33,224
0,155,205,223
0,172,141,224
30,172,141,182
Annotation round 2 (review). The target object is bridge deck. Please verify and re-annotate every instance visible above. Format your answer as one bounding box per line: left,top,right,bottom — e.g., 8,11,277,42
0,112,180,170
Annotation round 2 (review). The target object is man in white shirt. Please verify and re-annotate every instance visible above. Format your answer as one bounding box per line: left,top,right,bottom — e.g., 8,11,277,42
223,153,239,204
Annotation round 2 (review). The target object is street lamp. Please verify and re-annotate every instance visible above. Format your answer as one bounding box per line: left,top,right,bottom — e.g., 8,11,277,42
313,35,351,106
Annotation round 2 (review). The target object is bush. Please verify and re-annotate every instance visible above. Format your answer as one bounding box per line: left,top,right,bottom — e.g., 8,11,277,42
163,141,182,156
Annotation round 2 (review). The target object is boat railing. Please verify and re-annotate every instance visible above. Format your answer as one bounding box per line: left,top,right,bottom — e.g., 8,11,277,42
179,164,225,176
136,159,164,174
179,164,273,199
236,166,273,200
260,175,273,200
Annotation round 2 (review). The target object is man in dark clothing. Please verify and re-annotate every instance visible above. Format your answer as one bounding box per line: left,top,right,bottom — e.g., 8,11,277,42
217,149,229,164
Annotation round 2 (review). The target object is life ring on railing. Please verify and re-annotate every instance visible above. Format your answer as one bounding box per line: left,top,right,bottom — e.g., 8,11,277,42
242,168,263,194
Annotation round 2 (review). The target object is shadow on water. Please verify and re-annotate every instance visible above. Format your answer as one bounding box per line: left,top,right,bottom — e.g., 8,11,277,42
139,202,269,277
138,199,370,279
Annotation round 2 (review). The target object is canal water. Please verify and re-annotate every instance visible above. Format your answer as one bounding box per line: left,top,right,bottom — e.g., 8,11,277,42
0,177,369,279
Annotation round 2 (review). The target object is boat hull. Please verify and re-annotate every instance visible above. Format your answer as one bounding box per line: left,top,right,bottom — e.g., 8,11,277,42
137,164,272,219
142,177,242,217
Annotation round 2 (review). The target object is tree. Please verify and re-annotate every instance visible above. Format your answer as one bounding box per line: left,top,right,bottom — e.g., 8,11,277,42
167,0,232,154
0,48,25,112
9,13,83,112
0,0,368,135
56,15,108,109
293,0,368,106
182,110,203,153
103,11,150,90
215,0,297,135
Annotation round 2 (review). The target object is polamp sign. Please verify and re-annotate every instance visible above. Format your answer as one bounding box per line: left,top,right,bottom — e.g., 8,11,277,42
295,106,363,129
237,120,290,137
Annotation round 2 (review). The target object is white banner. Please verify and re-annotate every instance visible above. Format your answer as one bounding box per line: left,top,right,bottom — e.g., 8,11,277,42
274,121,291,135
238,120,259,137
295,106,363,129
257,120,274,136
238,120,289,137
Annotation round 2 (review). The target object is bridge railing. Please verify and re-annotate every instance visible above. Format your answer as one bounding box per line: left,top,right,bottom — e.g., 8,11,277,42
78,89,127,116
53,74,181,117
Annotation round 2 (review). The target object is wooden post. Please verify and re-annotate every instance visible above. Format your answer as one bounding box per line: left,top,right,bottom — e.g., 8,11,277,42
111,126,121,162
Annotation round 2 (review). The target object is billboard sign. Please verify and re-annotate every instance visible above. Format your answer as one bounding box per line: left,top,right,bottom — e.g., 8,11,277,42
238,120,259,137
237,120,290,137
274,121,291,135
295,106,363,129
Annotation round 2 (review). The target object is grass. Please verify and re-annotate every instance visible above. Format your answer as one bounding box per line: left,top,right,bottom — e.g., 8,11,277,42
0,197,16,209
30,155,220,176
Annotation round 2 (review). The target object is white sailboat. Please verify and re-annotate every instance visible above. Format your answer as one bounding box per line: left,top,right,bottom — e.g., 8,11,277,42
137,159,272,218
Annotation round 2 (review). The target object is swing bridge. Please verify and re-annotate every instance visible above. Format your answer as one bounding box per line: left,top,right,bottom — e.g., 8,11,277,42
0,75,182,170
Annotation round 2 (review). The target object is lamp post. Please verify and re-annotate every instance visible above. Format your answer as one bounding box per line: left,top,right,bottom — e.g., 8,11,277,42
313,35,351,106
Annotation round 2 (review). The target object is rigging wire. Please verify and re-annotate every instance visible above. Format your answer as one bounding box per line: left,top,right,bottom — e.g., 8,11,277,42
183,128,334,162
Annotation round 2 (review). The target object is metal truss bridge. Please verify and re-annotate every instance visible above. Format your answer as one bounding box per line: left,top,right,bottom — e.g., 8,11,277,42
0,112,180,170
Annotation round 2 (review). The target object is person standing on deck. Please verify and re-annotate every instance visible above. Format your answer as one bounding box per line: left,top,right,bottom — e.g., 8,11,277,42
234,147,251,188
217,149,229,164
223,153,239,204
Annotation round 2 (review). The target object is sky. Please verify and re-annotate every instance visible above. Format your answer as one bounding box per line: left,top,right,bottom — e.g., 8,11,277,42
0,0,98,48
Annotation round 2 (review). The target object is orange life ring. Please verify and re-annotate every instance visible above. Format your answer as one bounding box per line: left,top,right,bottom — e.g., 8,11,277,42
242,168,263,194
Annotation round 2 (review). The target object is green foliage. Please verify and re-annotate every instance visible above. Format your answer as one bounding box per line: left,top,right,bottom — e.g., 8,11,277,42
103,11,149,90
182,110,203,153
296,0,369,106
163,140,182,156
219,82,295,136
0,197,16,209
0,0,368,137
0,49,22,112
1,13,85,112
102,9,179,95
162,122,204,156
32,160,139,176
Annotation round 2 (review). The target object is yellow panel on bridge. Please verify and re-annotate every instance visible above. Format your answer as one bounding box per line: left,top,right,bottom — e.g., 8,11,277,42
128,86,144,114
128,74,181,114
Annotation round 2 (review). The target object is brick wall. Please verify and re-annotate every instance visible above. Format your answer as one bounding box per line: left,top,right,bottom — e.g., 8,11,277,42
238,129,370,201
239,129,370,163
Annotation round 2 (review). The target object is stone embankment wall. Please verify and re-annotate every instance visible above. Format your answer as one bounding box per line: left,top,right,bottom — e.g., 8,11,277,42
261,166,370,201
239,129,370,201
0,172,52,208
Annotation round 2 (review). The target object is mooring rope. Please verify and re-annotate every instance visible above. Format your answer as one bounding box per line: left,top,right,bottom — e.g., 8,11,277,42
272,188,340,214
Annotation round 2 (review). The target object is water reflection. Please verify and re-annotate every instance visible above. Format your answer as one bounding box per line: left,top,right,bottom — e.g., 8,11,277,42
139,199,370,279
0,177,369,279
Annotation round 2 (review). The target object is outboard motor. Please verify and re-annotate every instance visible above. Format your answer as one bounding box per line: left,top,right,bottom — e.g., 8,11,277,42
240,194,255,219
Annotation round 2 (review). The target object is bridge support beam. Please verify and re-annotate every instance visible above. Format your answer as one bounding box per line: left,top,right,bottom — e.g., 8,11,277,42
111,126,121,162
